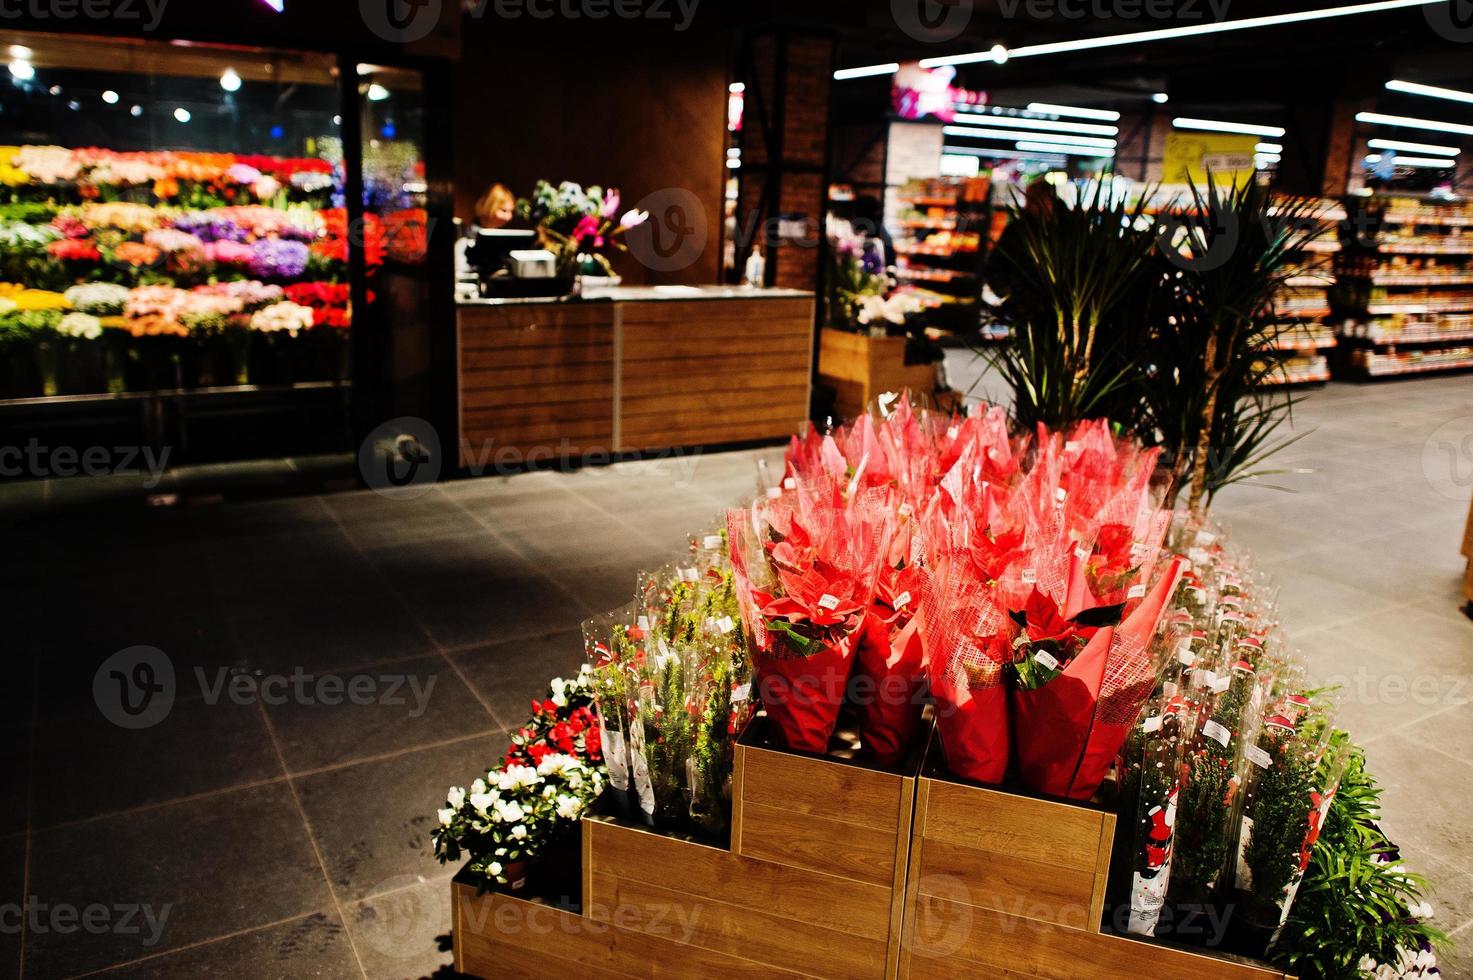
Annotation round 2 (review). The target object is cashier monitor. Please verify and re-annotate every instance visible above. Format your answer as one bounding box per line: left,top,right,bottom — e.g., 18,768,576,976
469,228,537,277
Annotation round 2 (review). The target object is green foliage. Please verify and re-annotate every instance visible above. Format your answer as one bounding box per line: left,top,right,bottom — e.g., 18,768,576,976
1272,732,1446,979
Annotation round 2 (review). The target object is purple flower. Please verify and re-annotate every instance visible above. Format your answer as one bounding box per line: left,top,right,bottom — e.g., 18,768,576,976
172,213,245,244
227,163,263,185
249,238,310,280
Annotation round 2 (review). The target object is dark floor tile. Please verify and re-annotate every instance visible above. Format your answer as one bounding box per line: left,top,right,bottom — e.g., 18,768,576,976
0,726,30,837
345,872,458,980
228,589,434,675
361,530,531,594
91,909,357,980
31,696,279,829
550,561,648,618
404,577,587,649
24,783,331,978
294,736,503,904
1363,733,1473,865
333,498,487,552
448,629,584,730
0,835,23,980
263,654,498,773
492,514,653,568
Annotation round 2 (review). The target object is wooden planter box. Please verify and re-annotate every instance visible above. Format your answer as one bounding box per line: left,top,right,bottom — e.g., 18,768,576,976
1462,496,1473,603
898,730,1292,980
453,713,922,979
819,327,939,422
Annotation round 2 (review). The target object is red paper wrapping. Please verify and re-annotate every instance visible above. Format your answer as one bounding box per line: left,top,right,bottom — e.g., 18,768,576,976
1011,624,1114,796
921,573,1012,784
854,606,925,767
754,635,857,753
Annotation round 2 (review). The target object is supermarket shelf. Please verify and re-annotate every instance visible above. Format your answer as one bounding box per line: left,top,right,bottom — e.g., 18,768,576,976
1377,242,1473,255
1262,372,1331,386
1366,303,1473,315
897,219,957,230
1368,274,1473,287
1382,212,1473,227
898,196,960,207
1270,338,1338,352
1284,275,1333,287
1344,358,1473,379
895,267,975,284
1342,328,1473,346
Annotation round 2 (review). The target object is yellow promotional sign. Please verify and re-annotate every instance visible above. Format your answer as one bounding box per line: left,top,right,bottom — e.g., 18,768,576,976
1162,130,1257,186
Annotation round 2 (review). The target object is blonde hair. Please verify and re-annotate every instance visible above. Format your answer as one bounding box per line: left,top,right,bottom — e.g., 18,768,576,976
474,183,516,229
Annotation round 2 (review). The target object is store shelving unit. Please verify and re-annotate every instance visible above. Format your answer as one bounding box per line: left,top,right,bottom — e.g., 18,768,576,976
891,175,992,338
1260,199,1344,387
1333,195,1473,380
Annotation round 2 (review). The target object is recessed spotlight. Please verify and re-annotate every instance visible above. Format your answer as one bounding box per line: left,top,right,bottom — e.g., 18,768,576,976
220,68,242,92
130,104,143,117
174,107,191,123
990,44,1009,65
729,82,745,93
9,60,34,82
366,83,389,101
102,90,119,104
1152,92,1169,104
9,45,32,60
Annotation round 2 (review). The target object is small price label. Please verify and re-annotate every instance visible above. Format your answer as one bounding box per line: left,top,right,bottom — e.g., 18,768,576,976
731,682,751,703
1203,719,1231,747
766,487,782,499
715,615,735,634
1176,640,1196,667
1127,583,1147,599
679,567,699,583
1141,715,1163,734
702,535,723,550
898,502,913,517
783,477,796,490
1033,650,1060,671
817,594,841,611
1245,745,1273,769
1211,675,1231,694
1021,568,1037,585
1074,546,1090,561
947,425,959,440
1065,440,1080,452
1055,487,1068,503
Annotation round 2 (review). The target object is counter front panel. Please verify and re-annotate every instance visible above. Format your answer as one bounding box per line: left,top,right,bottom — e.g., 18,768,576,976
456,290,813,465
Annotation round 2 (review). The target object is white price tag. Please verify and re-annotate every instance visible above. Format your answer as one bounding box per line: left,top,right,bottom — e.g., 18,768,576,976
1141,715,1163,734
702,535,723,550
947,425,959,440
817,593,841,611
1065,440,1080,452
892,590,912,610
782,477,796,490
1211,675,1231,694
679,566,699,583
1245,745,1272,769
1033,650,1060,671
1203,719,1231,747
1074,546,1090,561
1021,568,1037,585
898,502,913,517
1127,583,1147,599
1055,487,1068,503
766,487,782,499
1177,645,1196,667
731,682,751,703
716,615,735,634
637,615,650,630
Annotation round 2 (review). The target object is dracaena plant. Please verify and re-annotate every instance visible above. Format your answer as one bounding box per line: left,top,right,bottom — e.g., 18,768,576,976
1146,178,1328,511
985,180,1160,433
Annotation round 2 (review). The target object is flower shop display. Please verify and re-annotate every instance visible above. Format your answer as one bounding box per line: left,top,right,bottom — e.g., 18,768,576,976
515,179,648,282
0,144,424,398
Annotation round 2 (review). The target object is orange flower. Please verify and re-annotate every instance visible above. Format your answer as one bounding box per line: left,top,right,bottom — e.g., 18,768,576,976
152,176,179,199
113,242,162,267
122,313,189,337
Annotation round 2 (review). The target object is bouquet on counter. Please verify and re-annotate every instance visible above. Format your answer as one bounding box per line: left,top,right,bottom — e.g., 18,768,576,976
515,179,648,279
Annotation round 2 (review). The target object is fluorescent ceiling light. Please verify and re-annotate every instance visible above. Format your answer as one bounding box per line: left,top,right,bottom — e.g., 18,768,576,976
941,125,1116,148
1357,110,1473,137
943,145,1067,162
367,83,390,101
1255,142,1283,154
1017,140,1115,157
1365,153,1456,167
8,45,31,59
728,82,745,93
950,112,1117,136
1255,153,1282,162
1026,102,1120,121
832,63,899,80
1386,79,1473,105
220,69,242,92
8,59,34,81
918,0,1439,67
102,90,119,104
173,107,191,123
1368,136,1460,155
1174,117,1286,137
1152,92,1170,104
989,44,1009,64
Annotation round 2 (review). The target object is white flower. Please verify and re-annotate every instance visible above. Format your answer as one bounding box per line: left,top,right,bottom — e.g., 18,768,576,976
549,678,568,708
1409,901,1433,920
437,807,455,827
555,795,581,820
493,799,525,824
536,753,577,778
470,777,487,795
249,300,315,335
497,765,539,791
511,824,527,840
446,786,465,810
468,792,497,814
56,312,103,340
488,861,502,877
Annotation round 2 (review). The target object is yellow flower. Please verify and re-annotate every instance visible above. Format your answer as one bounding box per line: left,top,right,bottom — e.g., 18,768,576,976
8,289,71,311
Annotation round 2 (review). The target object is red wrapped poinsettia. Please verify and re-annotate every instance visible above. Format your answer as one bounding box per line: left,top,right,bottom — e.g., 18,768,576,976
854,556,929,767
726,488,893,753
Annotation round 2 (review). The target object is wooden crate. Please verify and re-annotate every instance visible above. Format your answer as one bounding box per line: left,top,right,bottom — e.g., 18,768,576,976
454,714,921,979
818,328,939,422
898,731,1292,980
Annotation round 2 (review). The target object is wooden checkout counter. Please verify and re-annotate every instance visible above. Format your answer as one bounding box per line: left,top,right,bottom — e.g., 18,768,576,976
455,285,814,467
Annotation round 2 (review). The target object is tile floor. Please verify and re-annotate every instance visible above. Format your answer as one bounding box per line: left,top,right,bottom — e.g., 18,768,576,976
4,363,1472,978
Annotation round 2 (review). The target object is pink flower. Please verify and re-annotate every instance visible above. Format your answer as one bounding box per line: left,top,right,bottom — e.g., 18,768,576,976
203,240,254,265
600,189,620,218
571,214,600,243
619,209,649,230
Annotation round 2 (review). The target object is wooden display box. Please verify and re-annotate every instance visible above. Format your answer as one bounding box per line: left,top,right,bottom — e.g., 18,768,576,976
453,714,922,979
898,730,1291,979
819,327,939,422
1462,495,1473,603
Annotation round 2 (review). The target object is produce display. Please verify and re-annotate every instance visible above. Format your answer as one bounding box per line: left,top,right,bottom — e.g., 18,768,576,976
0,144,427,397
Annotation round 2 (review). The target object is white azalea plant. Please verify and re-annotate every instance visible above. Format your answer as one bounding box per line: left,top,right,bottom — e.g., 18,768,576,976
434,752,604,887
